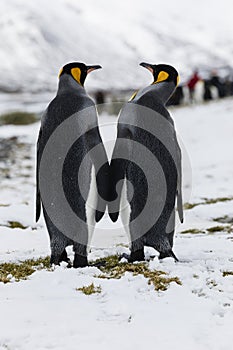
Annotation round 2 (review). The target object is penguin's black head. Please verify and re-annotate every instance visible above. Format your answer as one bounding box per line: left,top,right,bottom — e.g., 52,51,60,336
59,62,102,86
140,62,179,86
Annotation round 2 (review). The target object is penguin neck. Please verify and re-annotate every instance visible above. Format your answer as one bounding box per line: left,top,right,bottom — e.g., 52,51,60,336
57,75,86,94
149,81,176,104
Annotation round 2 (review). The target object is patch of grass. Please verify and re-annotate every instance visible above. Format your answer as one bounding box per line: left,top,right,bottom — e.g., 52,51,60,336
7,221,28,229
0,257,50,283
206,225,232,233
183,202,199,210
180,228,205,234
222,271,233,277
184,196,233,210
180,225,232,235
213,215,233,224
207,226,226,233
0,111,38,125
94,254,119,270
77,283,102,295
203,197,233,204
93,255,181,292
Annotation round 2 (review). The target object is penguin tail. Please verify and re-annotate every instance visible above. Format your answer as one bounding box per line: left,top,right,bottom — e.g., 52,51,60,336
95,210,105,223
95,195,107,223
109,211,119,222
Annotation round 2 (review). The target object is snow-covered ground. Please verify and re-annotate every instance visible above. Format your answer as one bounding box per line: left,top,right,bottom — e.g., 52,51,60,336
0,98,233,349
0,0,233,92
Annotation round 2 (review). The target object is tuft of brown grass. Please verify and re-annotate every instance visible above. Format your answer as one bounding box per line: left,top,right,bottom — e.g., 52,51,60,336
184,196,233,210
7,221,28,229
76,283,102,295
92,255,181,292
0,257,50,283
180,228,205,234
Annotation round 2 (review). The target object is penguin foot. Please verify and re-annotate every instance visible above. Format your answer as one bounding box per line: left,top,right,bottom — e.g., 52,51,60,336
159,250,179,262
121,249,145,263
50,253,72,268
59,250,72,267
73,254,88,268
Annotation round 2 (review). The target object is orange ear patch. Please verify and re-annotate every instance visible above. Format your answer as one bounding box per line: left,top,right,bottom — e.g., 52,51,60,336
156,71,169,83
71,67,81,84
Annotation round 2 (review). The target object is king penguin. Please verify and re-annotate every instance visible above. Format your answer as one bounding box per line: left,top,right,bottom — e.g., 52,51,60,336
108,63,183,262
36,62,109,268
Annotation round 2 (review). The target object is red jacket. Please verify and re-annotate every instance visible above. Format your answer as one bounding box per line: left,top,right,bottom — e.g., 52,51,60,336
187,73,200,89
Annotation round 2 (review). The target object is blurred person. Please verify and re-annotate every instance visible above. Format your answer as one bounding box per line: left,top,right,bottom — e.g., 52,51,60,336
203,80,212,101
210,70,225,98
187,70,200,103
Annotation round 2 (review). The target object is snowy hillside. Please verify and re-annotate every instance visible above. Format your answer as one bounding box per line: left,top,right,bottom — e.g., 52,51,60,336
0,0,233,92
0,98,233,349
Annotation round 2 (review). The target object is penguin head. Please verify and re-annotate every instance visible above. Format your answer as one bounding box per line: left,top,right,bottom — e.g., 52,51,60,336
59,62,102,86
140,62,179,86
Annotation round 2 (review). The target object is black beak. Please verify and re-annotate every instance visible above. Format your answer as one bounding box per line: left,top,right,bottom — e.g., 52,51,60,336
86,65,102,74
139,62,155,73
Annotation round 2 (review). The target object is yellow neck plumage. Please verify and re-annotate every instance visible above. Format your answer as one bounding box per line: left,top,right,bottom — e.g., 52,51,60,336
152,71,180,85
59,67,83,85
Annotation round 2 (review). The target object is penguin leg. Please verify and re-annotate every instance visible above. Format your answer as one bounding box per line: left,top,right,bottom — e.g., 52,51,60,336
43,208,72,266
73,243,88,268
158,202,178,261
122,239,145,262
50,238,69,266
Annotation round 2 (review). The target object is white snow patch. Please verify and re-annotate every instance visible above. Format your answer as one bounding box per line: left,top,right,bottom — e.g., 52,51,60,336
0,98,233,349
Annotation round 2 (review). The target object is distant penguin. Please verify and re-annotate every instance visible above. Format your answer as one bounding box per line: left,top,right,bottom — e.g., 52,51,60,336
109,63,183,262
36,62,109,267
